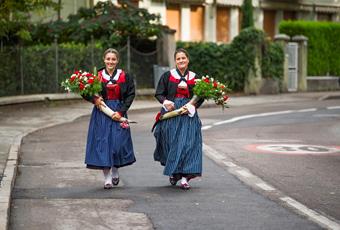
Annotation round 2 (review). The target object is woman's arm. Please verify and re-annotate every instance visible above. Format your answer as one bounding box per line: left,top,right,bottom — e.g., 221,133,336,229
155,72,169,104
119,73,135,115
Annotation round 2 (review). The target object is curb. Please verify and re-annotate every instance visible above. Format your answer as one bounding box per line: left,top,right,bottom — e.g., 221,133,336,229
0,89,156,106
0,135,22,230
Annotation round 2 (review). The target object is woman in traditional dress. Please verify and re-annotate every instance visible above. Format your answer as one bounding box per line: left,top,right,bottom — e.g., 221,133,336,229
83,48,136,189
153,48,204,190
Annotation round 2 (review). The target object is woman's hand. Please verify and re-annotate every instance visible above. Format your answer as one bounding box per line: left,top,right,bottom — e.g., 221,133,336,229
94,97,104,110
111,112,122,121
163,100,175,111
180,105,189,115
181,103,196,117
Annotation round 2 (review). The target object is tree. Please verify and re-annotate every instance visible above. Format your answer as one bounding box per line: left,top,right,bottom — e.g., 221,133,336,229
0,0,59,44
241,0,254,29
31,1,162,46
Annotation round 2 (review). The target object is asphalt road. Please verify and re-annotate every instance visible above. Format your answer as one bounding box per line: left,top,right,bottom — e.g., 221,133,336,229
201,97,340,222
8,102,329,229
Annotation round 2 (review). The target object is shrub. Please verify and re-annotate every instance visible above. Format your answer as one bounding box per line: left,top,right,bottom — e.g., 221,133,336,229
279,21,340,76
177,28,284,92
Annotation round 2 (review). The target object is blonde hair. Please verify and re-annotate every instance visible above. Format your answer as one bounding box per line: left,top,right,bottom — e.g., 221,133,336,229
103,48,120,61
174,48,190,60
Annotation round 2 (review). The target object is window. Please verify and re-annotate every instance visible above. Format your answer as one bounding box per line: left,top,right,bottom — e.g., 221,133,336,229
263,10,276,39
166,4,181,40
190,5,204,41
216,7,230,43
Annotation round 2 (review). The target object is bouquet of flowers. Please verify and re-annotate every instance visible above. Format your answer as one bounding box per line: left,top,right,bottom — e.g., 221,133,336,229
158,76,229,121
61,70,135,126
61,70,102,97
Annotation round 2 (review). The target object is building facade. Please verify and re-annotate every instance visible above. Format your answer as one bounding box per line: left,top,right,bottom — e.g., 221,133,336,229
132,0,340,43
43,0,340,42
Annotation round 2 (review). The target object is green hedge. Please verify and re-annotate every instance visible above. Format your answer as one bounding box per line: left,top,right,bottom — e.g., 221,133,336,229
0,41,157,96
0,43,104,96
177,28,284,91
279,21,340,76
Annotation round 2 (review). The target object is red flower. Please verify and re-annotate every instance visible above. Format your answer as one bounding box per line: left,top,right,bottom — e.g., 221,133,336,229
213,82,218,88
220,85,225,89
204,78,210,83
79,82,85,90
88,78,94,84
70,75,76,82
223,95,229,101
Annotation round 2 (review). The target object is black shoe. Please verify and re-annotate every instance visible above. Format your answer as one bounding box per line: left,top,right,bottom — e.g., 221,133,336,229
169,175,181,186
112,177,119,186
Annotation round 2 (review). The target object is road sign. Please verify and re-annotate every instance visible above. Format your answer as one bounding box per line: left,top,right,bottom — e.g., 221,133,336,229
245,144,340,155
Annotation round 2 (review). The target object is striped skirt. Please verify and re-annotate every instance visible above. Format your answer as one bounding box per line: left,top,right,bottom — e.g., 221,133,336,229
153,98,202,177
85,100,136,169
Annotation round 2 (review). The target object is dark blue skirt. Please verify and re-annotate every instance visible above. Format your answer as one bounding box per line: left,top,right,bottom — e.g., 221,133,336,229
85,100,136,169
153,98,202,176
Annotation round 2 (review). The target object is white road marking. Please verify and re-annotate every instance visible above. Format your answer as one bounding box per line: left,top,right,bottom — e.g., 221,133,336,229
201,125,213,130
235,170,253,178
213,110,293,126
250,144,340,155
211,138,301,143
203,108,322,130
297,108,317,112
256,183,276,191
222,161,237,167
280,197,340,230
327,106,340,110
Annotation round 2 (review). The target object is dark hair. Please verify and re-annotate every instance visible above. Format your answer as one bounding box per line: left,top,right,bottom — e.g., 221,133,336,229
174,48,189,60
103,48,120,61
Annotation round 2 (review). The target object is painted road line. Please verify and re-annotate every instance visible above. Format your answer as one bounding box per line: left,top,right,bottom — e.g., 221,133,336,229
297,108,317,112
222,161,237,168
213,110,294,126
327,106,340,110
256,183,276,191
235,170,254,178
201,125,212,130
203,109,320,130
245,144,340,155
280,197,340,230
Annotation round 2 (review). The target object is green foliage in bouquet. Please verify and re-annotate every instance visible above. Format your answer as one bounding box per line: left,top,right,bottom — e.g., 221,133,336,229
193,76,229,108
61,70,102,97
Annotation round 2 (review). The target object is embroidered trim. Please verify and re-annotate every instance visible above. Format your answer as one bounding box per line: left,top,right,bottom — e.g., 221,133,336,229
101,69,122,82
170,69,196,81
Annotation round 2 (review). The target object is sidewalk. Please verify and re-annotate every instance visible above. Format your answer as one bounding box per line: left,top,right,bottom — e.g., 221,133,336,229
0,91,339,229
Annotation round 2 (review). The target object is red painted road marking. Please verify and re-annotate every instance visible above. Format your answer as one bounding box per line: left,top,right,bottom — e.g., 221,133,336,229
245,144,340,155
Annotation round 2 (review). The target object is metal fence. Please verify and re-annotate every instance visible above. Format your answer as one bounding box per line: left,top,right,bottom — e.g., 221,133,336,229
0,39,158,97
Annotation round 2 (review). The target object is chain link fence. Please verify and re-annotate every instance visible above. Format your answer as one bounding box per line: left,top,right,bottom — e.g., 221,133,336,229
0,40,158,97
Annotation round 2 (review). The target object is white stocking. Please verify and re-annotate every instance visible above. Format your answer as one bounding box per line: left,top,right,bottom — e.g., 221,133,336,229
111,167,119,178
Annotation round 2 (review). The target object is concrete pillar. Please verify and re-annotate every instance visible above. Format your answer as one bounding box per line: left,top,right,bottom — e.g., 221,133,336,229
204,3,216,42
275,10,283,35
292,35,308,92
332,13,340,22
274,34,290,92
244,44,262,95
230,7,240,41
181,5,191,41
254,8,263,30
157,29,176,68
